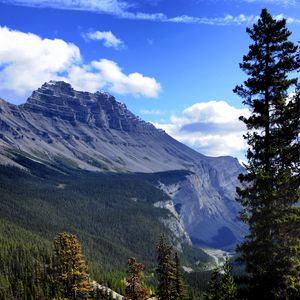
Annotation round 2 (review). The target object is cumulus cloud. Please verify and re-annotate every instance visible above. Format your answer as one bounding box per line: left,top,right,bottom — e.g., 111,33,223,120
2,0,300,26
274,14,300,24
0,26,80,95
0,26,161,100
92,59,161,97
153,101,251,159
83,31,125,49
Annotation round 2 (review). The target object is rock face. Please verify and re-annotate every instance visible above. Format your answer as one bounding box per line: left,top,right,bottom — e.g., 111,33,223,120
158,163,245,249
23,81,155,133
0,81,246,249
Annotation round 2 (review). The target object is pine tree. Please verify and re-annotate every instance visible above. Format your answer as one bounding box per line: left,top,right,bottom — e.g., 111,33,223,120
233,8,300,299
174,252,188,300
220,257,238,300
156,233,176,300
124,257,148,300
204,266,221,300
52,232,93,299
204,258,238,300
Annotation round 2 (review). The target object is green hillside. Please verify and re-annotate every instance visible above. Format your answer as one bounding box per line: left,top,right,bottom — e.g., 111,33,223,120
0,154,213,298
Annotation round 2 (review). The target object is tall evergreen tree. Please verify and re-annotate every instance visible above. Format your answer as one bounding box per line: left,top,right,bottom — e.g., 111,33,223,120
204,258,238,300
174,252,188,300
204,266,221,300
233,8,300,299
156,233,176,300
124,257,148,300
220,257,238,300
52,232,93,299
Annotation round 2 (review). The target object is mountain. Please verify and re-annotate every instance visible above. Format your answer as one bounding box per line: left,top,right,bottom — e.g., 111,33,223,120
0,81,246,249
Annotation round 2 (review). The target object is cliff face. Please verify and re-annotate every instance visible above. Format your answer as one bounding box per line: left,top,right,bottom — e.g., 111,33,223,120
0,81,246,249
158,161,246,249
23,81,156,133
0,81,202,172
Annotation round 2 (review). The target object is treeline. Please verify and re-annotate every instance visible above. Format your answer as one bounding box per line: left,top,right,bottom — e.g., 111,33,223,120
0,231,196,299
0,226,239,300
0,219,52,299
0,155,210,271
1,7,299,300
0,162,211,300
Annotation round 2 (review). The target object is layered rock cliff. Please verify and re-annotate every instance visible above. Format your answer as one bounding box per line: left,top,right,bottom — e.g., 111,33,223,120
0,81,246,249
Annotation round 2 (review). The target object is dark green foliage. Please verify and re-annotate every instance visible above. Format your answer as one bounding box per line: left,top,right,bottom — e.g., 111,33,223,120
156,233,177,300
0,219,53,300
0,156,171,271
233,8,300,299
156,233,189,300
174,253,188,300
220,257,238,300
184,271,212,300
0,154,211,298
204,258,238,300
204,267,221,300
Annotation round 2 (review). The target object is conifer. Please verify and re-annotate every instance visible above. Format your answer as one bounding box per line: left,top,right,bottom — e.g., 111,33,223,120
156,233,176,300
52,232,93,299
204,258,238,300
204,266,221,300
174,252,188,300
124,257,148,300
220,257,238,300
233,8,300,299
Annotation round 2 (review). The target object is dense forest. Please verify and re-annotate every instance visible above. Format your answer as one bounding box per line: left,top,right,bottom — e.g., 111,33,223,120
0,153,213,299
0,7,300,300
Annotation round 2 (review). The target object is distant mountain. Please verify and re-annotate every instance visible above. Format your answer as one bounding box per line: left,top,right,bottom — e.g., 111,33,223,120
0,81,246,249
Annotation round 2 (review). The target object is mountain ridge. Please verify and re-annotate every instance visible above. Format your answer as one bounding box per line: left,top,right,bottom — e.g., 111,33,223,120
0,81,236,173
0,81,246,249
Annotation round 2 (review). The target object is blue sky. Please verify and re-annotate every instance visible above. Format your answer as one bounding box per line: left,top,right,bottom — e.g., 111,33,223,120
0,0,299,160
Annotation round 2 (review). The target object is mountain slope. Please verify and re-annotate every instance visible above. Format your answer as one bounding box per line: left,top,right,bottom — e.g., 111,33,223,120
0,81,246,248
0,159,215,299
0,157,211,270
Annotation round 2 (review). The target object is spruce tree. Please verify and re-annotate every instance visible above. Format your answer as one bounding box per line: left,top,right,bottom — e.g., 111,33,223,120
204,266,221,300
233,8,300,299
204,258,238,300
124,257,148,300
220,257,238,300
156,233,176,300
174,252,188,300
52,232,93,299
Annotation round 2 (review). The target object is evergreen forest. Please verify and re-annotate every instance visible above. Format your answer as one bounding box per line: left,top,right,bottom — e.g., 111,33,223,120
0,8,299,300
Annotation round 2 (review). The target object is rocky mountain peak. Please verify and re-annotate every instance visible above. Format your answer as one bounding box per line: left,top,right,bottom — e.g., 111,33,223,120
0,82,246,248
22,81,156,133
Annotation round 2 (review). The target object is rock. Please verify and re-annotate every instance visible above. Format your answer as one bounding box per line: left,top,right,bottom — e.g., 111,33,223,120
0,81,246,249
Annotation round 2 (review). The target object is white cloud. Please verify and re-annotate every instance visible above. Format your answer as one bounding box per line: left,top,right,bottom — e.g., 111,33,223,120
1,0,130,14
83,31,125,49
2,0,300,26
274,14,300,24
167,14,259,26
0,26,161,99
92,59,161,97
244,0,296,6
140,109,163,115
153,101,251,159
0,26,80,95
